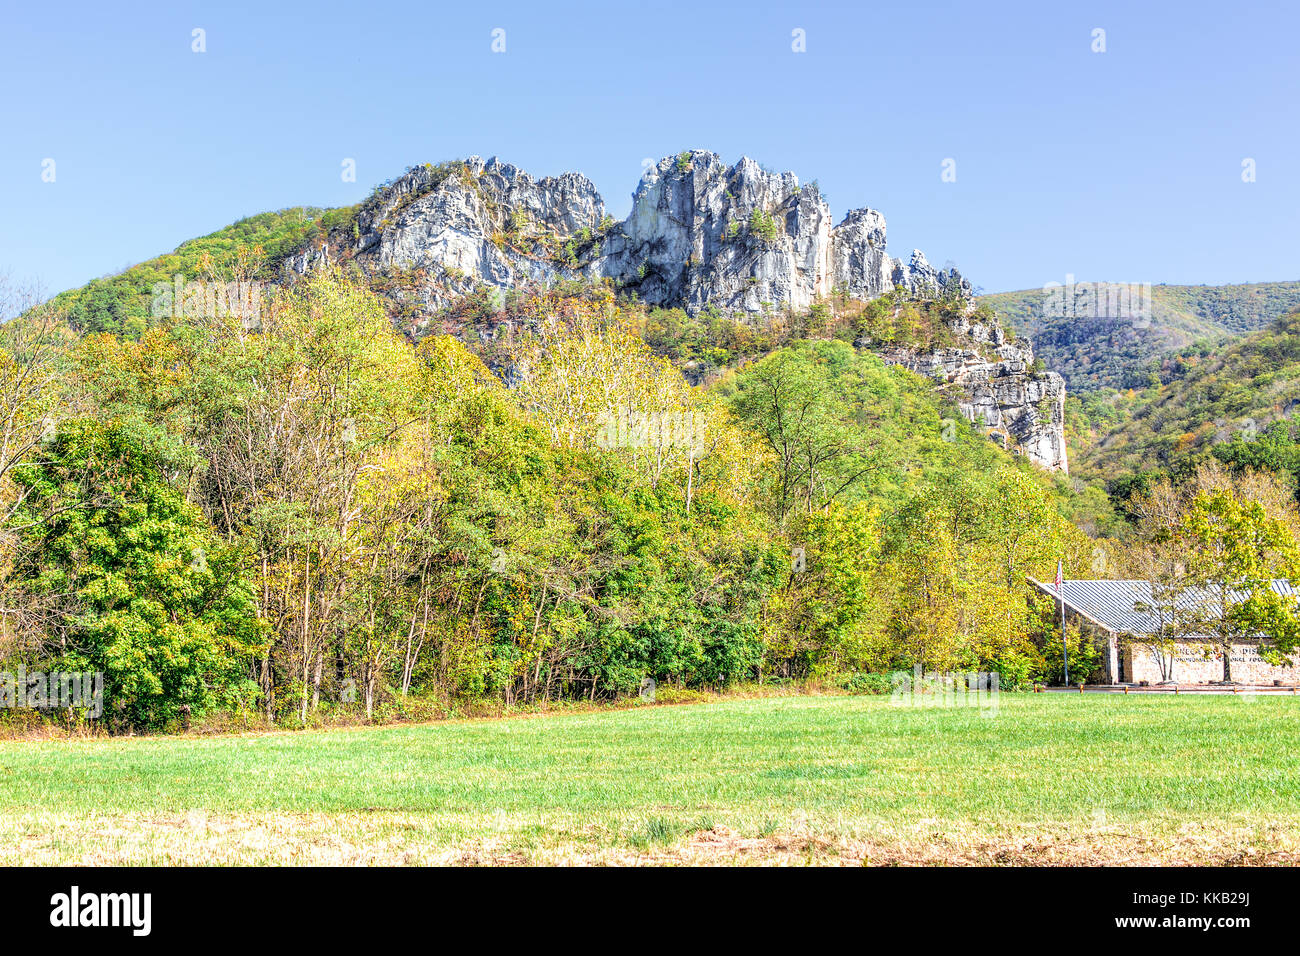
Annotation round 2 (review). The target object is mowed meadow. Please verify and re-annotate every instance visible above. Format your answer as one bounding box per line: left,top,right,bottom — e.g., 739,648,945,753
1,694,1298,865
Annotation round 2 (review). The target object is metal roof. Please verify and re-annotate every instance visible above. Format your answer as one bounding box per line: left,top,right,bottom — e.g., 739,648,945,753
1028,579,1299,636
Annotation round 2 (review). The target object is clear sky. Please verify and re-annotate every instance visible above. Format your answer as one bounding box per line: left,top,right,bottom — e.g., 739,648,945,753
2,0,1297,298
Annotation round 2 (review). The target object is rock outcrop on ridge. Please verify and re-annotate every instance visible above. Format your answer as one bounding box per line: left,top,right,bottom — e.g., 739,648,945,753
871,313,1069,474
285,151,1064,471
289,151,970,315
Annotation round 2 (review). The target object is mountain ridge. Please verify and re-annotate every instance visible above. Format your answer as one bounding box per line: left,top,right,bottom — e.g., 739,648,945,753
40,151,1069,472
980,280,1300,393
287,151,972,320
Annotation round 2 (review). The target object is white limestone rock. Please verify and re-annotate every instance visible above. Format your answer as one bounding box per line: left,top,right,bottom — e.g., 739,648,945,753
593,151,834,313
281,150,1065,472
872,318,1069,473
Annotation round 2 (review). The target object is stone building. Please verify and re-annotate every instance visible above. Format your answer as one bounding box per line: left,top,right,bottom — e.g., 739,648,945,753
1028,578,1300,685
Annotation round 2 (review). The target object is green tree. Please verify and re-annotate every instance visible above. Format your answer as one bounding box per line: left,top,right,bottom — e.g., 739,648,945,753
727,342,884,521
1182,488,1300,681
9,418,264,729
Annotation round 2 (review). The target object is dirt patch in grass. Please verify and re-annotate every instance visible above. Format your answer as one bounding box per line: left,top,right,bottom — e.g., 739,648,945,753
626,823,1300,867
3,812,1293,866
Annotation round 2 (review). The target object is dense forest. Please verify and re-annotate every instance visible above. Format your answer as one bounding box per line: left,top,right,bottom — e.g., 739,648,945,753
0,262,1115,731
44,207,347,338
1071,310,1300,487
981,281,1300,392
5,228,1300,731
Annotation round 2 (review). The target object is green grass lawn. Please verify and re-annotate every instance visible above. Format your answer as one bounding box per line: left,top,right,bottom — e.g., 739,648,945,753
1,694,1297,865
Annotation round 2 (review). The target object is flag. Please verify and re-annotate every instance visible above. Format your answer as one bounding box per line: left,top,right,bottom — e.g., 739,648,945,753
1055,559,1063,593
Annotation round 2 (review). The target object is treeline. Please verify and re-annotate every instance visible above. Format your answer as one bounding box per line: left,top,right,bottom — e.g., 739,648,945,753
44,207,351,337
979,282,1300,393
1073,309,1300,497
1,272,1093,731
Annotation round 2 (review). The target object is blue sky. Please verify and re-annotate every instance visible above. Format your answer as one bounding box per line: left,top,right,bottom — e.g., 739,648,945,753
2,0,1297,298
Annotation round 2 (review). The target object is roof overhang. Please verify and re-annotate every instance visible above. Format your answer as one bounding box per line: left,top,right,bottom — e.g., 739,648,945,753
1026,577,1119,635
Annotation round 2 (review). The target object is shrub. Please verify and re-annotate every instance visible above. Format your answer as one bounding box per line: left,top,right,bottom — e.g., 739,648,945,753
8,418,265,730
833,671,893,695
986,649,1038,690
1037,628,1102,685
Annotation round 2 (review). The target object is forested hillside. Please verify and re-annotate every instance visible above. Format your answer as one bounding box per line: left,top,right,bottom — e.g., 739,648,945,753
1072,308,1300,488
46,207,359,337
980,281,1300,392
7,156,1300,734
0,263,1107,731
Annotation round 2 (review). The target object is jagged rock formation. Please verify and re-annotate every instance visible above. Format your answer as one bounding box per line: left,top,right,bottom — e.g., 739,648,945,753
891,249,969,299
590,152,836,312
600,151,975,309
284,150,1064,470
871,314,1069,473
828,208,894,302
287,157,608,308
289,151,970,316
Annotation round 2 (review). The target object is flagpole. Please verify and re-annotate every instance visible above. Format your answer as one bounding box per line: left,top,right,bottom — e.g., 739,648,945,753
1057,559,1070,686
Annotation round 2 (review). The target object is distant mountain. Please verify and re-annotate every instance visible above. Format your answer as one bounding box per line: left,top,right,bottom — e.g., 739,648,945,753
979,281,1300,393
53,151,970,339
34,152,1068,472
1070,308,1300,481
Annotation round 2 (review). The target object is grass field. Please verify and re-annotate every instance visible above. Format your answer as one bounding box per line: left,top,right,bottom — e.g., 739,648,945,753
1,694,1298,865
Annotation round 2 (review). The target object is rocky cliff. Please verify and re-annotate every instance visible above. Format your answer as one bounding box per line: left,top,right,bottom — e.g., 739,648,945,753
870,313,1069,473
289,151,970,315
287,157,609,310
285,151,1064,471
